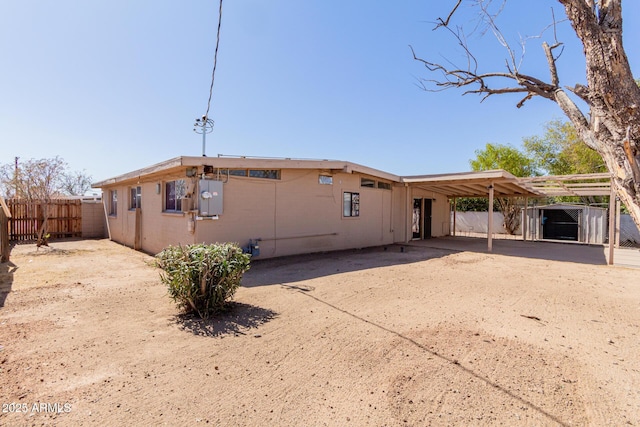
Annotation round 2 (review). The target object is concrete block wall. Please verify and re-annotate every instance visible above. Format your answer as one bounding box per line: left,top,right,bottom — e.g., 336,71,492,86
81,200,107,238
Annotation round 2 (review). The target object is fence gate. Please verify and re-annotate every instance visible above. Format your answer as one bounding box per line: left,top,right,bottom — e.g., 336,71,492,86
8,199,83,242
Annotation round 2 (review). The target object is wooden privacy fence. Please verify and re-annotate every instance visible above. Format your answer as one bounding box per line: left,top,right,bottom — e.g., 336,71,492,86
7,198,83,242
0,197,10,262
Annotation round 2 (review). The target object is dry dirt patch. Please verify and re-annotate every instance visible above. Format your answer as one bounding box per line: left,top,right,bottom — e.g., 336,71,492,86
0,239,639,426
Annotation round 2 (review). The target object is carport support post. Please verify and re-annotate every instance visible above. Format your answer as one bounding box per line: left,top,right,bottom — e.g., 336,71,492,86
487,184,494,252
608,186,616,265
522,197,528,241
452,197,457,237
615,197,621,247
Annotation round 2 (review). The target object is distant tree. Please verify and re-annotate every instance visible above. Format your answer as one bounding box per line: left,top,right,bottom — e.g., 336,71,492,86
469,143,537,234
0,157,93,246
470,143,538,178
454,197,490,212
61,170,94,197
0,157,92,200
523,120,607,176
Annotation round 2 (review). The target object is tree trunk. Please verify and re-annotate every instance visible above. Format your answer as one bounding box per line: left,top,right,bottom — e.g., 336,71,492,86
497,198,521,235
558,0,640,230
36,204,49,247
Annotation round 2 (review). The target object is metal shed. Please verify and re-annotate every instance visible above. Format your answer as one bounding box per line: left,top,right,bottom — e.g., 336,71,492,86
523,204,608,244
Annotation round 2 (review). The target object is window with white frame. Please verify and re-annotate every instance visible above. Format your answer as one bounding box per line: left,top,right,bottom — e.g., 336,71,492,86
343,192,360,217
165,179,186,212
130,186,141,210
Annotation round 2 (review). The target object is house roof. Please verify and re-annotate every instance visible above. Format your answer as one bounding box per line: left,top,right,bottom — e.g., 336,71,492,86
93,155,613,199
92,155,402,187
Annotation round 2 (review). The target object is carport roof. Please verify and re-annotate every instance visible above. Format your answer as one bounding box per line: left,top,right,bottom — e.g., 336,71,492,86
401,170,612,198
401,170,540,197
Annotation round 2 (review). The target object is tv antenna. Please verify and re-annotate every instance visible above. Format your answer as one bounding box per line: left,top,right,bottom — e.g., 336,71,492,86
193,116,214,156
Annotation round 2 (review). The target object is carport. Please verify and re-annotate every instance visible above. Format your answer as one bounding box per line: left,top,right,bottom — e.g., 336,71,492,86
400,171,619,264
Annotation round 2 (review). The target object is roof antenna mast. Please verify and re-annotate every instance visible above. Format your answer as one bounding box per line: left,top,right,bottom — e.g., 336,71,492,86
193,116,214,157
193,0,223,157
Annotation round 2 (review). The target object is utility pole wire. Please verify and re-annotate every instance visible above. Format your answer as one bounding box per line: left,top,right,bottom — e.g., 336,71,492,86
205,0,223,120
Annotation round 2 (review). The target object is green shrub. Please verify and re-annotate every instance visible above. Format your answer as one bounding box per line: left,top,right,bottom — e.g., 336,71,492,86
156,243,251,318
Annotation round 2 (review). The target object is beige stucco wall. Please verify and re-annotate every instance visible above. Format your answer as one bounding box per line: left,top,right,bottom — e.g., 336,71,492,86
194,169,397,258
104,175,196,254
104,192,129,246
101,167,452,258
138,178,196,254
81,200,106,238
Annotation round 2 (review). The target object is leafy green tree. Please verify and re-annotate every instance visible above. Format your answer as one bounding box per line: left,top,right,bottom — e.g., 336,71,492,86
469,143,537,234
454,197,490,212
524,120,608,205
470,143,538,177
523,120,606,176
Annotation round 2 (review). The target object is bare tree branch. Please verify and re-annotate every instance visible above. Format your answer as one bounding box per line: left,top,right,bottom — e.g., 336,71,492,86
414,0,640,229
434,0,463,30
543,42,559,87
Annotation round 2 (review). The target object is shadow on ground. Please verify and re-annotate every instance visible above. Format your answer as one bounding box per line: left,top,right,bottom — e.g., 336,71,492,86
412,236,609,266
172,302,278,338
0,251,17,308
242,245,453,288
242,237,609,289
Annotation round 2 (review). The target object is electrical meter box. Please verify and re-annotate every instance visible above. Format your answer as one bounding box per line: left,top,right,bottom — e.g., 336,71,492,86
199,179,223,216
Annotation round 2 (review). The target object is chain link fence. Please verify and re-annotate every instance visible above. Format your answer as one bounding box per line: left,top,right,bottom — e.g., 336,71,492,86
618,210,640,249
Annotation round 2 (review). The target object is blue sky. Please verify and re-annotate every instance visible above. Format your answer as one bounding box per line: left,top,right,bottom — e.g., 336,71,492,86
2,1,639,183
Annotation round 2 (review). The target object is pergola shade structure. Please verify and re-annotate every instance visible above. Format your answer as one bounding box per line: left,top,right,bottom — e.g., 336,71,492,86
400,171,616,260
518,173,611,198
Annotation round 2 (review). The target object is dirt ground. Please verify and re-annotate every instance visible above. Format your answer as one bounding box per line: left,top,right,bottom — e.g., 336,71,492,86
0,239,639,426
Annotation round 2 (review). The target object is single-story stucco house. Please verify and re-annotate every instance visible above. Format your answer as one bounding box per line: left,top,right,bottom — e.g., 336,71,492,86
91,155,559,258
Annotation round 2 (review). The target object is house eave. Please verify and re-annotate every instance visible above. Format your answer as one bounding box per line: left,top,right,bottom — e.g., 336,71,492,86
92,155,402,188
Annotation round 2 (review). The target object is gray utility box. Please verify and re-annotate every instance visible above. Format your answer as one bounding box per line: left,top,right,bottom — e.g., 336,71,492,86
199,179,223,216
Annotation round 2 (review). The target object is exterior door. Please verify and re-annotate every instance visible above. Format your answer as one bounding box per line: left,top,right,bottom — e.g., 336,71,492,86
412,199,422,239
423,199,432,239
412,198,433,240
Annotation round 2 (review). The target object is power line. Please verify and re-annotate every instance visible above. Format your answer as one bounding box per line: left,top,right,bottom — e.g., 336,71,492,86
205,0,224,120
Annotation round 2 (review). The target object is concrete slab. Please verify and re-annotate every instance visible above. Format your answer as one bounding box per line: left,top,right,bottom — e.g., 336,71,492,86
406,236,610,266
